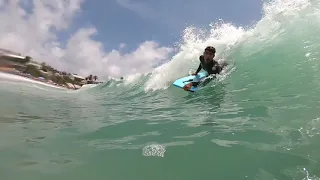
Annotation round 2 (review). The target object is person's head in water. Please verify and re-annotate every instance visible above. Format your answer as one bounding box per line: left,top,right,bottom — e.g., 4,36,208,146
203,46,215,61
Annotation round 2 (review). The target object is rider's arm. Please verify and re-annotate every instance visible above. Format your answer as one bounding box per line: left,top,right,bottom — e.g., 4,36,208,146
194,55,204,75
195,64,202,74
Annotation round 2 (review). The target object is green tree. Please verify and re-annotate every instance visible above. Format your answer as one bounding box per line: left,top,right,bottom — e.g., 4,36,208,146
24,56,31,63
93,75,98,81
24,64,42,77
63,76,74,83
52,75,65,85
50,75,58,82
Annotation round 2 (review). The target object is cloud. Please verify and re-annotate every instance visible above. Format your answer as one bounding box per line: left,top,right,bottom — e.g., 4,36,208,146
119,43,126,49
115,0,180,31
115,0,157,20
0,0,173,79
62,28,173,78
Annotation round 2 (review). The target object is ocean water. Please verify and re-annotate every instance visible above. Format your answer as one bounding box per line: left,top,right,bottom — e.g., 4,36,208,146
1,0,320,179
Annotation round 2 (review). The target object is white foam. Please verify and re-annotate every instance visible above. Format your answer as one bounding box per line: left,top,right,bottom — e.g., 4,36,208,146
144,22,245,92
142,0,312,91
123,72,146,86
80,84,98,89
142,144,166,157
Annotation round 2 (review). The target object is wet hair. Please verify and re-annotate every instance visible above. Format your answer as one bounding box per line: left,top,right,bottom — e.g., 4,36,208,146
205,46,216,54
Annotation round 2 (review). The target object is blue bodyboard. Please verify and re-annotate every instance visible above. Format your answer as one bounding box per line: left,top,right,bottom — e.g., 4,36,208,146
172,72,208,92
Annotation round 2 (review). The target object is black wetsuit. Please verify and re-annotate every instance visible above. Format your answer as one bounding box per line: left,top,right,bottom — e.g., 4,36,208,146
192,55,223,87
195,55,222,75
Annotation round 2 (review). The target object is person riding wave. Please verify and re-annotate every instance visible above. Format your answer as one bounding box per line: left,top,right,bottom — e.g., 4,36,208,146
183,46,227,91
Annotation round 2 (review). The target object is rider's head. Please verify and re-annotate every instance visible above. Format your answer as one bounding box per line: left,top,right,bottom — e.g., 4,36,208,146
204,46,216,60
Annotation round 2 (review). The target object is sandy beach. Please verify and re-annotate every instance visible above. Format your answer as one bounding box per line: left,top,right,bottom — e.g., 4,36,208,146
0,67,76,90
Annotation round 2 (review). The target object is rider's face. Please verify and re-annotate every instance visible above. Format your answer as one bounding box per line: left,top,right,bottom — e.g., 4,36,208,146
204,51,214,60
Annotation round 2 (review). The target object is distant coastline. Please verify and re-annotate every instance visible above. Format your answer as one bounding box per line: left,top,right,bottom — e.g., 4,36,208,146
0,48,104,90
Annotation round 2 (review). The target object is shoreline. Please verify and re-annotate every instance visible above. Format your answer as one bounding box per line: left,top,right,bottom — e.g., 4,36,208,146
0,49,102,89
0,67,76,90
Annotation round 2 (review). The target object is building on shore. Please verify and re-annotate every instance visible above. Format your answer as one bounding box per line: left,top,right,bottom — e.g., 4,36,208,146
0,53,30,72
69,74,86,86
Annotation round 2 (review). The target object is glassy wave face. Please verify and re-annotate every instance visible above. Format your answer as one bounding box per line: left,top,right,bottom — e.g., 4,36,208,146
1,0,320,179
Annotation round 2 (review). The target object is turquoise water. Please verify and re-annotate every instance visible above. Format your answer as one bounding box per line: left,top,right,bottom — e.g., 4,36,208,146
2,0,320,179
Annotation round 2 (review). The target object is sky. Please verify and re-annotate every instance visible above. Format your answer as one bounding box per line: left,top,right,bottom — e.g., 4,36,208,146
0,0,263,79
